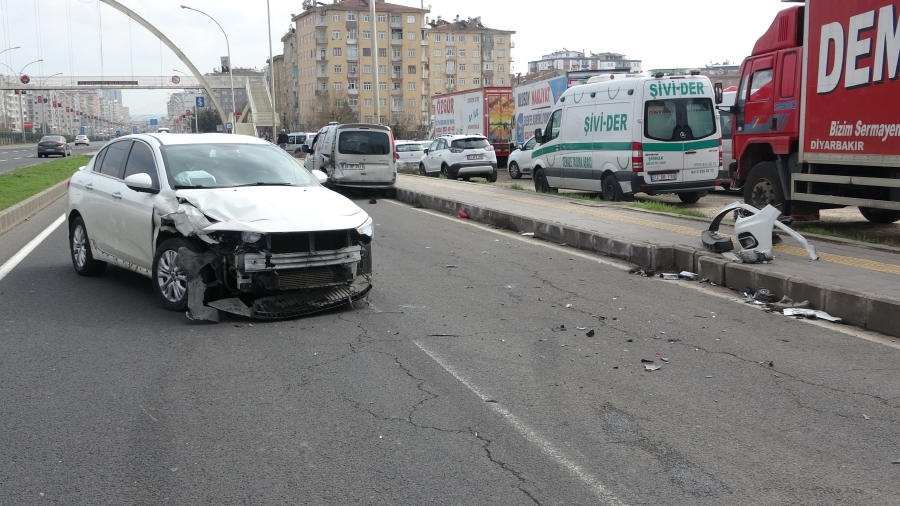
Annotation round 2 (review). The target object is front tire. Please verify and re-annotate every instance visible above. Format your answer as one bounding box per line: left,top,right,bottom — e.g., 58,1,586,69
152,238,199,312
419,163,427,176
69,216,107,276
508,162,522,179
744,161,787,212
602,174,624,202
859,207,900,224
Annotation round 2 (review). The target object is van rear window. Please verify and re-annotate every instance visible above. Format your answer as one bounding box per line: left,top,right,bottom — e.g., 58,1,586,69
644,98,716,142
338,131,390,155
451,138,489,150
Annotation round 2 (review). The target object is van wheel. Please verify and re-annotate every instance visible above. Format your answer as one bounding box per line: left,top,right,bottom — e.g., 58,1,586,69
859,207,900,223
534,168,552,193
602,174,624,202
744,161,787,212
678,191,703,204
508,162,522,179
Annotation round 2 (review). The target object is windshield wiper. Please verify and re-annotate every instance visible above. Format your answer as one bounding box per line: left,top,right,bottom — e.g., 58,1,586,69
234,182,294,187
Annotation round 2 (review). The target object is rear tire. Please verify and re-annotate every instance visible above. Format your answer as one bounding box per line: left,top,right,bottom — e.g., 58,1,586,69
534,168,552,193
859,207,900,224
678,191,703,204
487,170,498,183
744,161,787,212
69,216,107,276
442,164,456,180
508,162,522,179
602,174,624,202
152,238,200,312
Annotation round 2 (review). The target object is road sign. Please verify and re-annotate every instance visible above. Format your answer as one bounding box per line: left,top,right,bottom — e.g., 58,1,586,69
185,109,191,117
132,126,138,134
115,130,121,136
195,96,205,108
171,75,181,84
20,74,30,84
234,111,242,117
226,122,233,130
80,126,85,135
150,118,158,126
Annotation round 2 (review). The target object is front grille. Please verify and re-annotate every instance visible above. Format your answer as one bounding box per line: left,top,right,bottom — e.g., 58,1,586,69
277,267,343,290
268,230,351,254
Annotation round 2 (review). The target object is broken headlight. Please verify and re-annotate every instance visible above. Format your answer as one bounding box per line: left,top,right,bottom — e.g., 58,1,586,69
241,231,264,244
355,217,373,238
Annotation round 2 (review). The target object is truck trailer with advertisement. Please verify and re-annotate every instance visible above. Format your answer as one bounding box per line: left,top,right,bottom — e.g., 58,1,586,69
730,0,900,223
431,87,514,164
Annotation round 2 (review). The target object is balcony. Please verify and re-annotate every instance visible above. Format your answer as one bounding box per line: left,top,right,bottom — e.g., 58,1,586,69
348,69,359,78
420,39,428,46
481,68,494,76
445,66,456,75
315,16,328,27
391,37,404,46
482,54,494,62
347,37,358,44
391,71,402,79
348,88,359,95
391,88,403,96
421,54,429,63
391,54,403,62
390,18,402,28
423,70,429,78
510,41,515,48
316,54,329,62
482,38,494,48
347,54,359,62
392,105,403,112
445,38,455,46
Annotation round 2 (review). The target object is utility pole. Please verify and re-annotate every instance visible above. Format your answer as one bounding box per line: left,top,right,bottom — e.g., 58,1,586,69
370,0,380,124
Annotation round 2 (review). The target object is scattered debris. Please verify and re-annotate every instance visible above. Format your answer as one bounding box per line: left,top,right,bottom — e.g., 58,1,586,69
753,289,778,303
577,327,586,330
369,198,377,204
629,268,656,277
679,271,698,281
863,414,870,420
565,304,573,309
699,278,710,284
586,329,595,337
783,308,843,323
705,375,713,378
771,296,811,311
626,338,633,342
640,358,655,363
458,209,468,219
701,202,819,262
644,365,661,372
660,357,670,363
521,232,535,237
485,399,498,403
445,265,458,268
661,273,679,280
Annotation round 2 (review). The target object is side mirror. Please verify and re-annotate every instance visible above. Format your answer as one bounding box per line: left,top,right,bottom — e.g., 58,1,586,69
124,173,158,194
518,143,524,151
534,128,543,144
313,170,328,184
424,148,430,155
714,82,724,105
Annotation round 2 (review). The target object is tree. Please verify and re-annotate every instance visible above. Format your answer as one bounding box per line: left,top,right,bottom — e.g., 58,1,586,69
310,91,358,128
194,107,223,133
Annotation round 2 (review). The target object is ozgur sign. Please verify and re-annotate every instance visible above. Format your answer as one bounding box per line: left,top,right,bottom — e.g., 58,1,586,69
817,4,900,93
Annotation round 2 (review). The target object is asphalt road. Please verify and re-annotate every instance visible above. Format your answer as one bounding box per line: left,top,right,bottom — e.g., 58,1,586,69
1,197,899,505
0,144,96,174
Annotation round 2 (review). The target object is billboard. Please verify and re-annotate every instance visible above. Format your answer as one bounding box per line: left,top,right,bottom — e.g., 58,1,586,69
432,91,484,137
513,77,568,143
802,1,900,158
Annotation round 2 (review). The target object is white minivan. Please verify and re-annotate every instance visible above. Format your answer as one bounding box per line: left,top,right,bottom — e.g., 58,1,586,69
303,123,397,190
530,73,724,203
286,132,317,155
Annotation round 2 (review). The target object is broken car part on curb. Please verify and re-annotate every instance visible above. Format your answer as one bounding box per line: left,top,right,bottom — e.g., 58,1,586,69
701,202,818,263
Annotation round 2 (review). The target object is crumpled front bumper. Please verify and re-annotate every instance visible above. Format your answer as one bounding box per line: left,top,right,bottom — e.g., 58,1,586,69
207,276,372,319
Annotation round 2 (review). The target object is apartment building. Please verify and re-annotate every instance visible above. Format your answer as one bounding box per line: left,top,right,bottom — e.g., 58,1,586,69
527,50,642,74
426,16,515,94
288,0,431,130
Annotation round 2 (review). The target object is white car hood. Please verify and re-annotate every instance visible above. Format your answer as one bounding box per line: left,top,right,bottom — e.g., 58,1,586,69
174,186,367,233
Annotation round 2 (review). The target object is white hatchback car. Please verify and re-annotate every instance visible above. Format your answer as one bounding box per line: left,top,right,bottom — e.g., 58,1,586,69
506,136,538,179
394,141,425,174
67,133,374,321
420,135,497,181
74,134,90,147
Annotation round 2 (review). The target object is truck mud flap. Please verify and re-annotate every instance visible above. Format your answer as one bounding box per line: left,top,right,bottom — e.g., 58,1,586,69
207,277,373,320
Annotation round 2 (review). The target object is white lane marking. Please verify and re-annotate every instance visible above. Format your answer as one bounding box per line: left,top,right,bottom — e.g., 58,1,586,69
14,157,21,159
0,214,66,283
413,341,628,506
386,199,900,349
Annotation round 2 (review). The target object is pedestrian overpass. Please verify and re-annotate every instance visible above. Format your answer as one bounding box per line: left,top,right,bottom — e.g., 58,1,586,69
0,75,275,136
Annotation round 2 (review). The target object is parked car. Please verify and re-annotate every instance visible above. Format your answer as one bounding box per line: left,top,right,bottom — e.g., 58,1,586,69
37,135,72,158
420,135,497,181
285,132,318,155
394,141,425,174
74,135,91,147
66,133,374,321
507,136,538,179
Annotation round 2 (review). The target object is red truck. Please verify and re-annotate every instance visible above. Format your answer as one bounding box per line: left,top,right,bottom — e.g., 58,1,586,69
730,0,900,223
431,87,514,164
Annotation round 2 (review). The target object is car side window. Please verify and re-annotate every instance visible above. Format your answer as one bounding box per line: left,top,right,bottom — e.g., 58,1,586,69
524,137,537,150
439,139,448,150
123,141,160,188
92,148,108,173
288,136,296,144
428,140,440,152
99,141,133,179
546,110,563,142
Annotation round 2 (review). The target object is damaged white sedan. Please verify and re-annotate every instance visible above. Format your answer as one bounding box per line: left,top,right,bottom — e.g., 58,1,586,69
66,133,373,321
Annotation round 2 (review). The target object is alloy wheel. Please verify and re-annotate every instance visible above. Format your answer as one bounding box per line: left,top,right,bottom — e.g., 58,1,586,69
72,225,87,268
157,250,187,303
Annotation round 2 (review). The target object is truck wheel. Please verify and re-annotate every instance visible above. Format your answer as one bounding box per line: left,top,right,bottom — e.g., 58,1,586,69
859,207,900,224
534,168,551,193
678,191,703,204
602,174,624,202
744,161,787,211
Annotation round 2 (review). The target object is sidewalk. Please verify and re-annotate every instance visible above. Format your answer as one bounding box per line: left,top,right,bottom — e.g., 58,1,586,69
393,175,900,338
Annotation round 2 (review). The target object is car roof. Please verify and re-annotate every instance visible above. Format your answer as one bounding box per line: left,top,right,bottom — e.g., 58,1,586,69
444,134,486,140
116,133,271,146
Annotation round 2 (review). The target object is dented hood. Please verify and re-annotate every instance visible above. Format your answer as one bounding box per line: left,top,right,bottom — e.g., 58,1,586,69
174,186,368,233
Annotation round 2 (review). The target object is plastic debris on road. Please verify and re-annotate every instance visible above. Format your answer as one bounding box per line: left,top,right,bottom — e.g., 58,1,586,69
445,265,458,268
679,271,698,280
565,304,573,308
701,202,818,263
661,273,679,280
783,308,843,322
586,329,595,337
644,365,661,372
629,268,656,277
458,209,468,219
521,232,535,237
369,198,377,204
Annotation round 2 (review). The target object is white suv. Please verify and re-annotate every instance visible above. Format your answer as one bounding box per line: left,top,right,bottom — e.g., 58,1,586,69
420,135,497,181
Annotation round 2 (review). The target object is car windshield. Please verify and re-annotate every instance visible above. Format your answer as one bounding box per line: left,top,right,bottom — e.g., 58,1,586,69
160,143,318,189
644,98,717,142
451,138,489,150
337,131,391,155
396,144,423,152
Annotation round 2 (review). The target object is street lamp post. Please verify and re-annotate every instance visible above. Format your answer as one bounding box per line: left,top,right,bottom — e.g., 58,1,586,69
39,73,62,134
174,69,199,133
0,47,18,131
266,0,276,134
181,5,235,134
10,59,44,142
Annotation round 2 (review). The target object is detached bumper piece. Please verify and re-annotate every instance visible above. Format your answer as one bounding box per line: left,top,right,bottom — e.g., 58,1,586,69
702,202,818,263
208,276,372,319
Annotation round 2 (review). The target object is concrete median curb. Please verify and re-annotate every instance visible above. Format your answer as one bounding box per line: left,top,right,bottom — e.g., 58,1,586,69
0,179,68,237
394,187,900,338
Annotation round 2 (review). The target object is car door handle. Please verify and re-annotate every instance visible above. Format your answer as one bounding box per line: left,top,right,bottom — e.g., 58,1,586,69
555,145,560,151
85,183,93,190
111,192,122,199
685,151,697,155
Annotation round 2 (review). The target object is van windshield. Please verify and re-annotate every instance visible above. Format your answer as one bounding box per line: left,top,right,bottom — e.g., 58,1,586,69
338,131,391,155
644,98,717,142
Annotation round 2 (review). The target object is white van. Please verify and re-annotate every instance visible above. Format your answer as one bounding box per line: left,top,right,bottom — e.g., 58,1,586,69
285,132,317,155
303,123,397,190
530,73,724,203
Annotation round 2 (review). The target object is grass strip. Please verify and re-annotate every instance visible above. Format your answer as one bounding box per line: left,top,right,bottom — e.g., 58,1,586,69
0,155,91,211
631,199,708,218
791,224,900,248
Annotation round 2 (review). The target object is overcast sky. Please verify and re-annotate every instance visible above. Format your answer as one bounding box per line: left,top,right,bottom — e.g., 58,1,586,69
1,0,791,118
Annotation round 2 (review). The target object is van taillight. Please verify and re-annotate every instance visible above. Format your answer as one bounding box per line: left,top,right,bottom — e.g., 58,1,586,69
631,142,643,172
